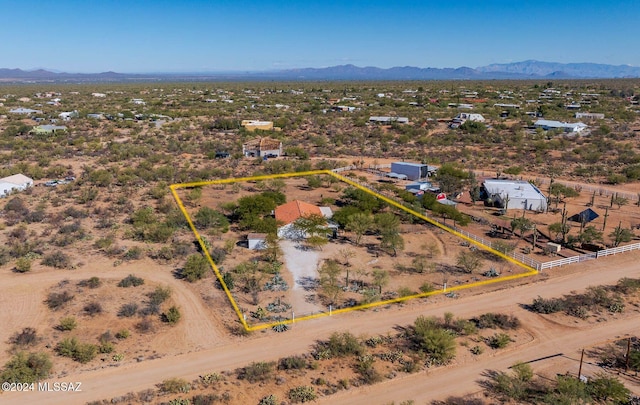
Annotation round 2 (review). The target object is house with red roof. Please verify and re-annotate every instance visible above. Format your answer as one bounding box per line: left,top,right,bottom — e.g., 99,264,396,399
275,200,334,239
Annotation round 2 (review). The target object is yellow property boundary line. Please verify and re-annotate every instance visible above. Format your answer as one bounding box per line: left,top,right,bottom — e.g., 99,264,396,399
170,170,538,332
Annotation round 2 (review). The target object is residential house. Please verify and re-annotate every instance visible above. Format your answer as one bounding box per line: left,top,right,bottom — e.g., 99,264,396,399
369,116,409,124
450,112,485,128
58,111,78,121
242,137,283,158
575,112,605,120
0,174,34,197
9,108,42,114
274,200,334,239
31,125,67,135
534,119,587,133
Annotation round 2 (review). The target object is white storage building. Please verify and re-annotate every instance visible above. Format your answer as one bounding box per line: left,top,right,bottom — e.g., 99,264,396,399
482,179,547,212
0,174,34,197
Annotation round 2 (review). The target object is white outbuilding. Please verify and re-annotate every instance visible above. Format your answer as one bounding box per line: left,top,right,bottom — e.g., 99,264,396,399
482,179,547,212
0,174,34,197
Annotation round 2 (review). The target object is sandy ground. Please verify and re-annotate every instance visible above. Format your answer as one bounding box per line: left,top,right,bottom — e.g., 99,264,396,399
3,250,640,405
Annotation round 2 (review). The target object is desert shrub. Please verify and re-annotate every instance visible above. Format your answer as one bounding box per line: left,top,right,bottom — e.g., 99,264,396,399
474,313,521,330
529,296,565,314
150,246,174,261
159,377,191,394
78,276,102,288
115,329,130,340
9,327,39,347
73,342,98,363
42,251,72,269
319,332,364,358
258,394,278,405
181,254,209,282
84,301,103,316
139,302,161,316
118,274,145,287
57,316,77,331
486,333,512,349
45,291,74,310
412,316,457,365
64,207,88,219
209,247,227,264
470,345,484,355
355,354,383,384
25,210,45,223
118,303,139,318
56,337,98,363
616,277,640,294
279,355,307,370
14,257,32,273
397,286,414,297
288,385,316,403
194,207,230,232
162,306,181,324
237,361,275,383
0,351,52,383
123,246,143,260
135,317,154,334
99,341,114,354
587,373,631,403
148,286,172,306
419,282,435,293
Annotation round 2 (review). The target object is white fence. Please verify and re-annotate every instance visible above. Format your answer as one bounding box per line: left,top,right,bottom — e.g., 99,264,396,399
332,165,640,272
596,242,640,257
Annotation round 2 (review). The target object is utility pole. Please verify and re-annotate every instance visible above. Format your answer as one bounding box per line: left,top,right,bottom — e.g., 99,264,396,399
578,348,585,380
626,338,631,372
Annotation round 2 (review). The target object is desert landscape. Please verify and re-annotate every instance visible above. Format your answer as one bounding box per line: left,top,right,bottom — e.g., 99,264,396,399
0,78,639,405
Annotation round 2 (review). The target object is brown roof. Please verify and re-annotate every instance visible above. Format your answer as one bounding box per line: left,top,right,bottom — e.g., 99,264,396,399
247,233,267,240
243,137,281,151
275,200,322,225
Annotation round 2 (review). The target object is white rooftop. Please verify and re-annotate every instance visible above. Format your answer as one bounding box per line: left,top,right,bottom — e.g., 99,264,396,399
483,179,546,200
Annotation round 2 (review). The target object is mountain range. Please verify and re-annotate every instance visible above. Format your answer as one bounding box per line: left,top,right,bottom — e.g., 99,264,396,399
1,60,639,83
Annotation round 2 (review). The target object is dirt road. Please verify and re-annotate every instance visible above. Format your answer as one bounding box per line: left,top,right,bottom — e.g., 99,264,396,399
3,252,640,405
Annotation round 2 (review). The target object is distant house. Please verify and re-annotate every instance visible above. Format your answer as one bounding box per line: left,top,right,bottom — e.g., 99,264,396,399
369,116,409,124
242,137,283,158
575,112,605,120
482,179,547,212
493,103,521,109
87,113,105,120
131,98,146,105
31,125,67,135
452,112,485,124
534,119,587,133
275,200,334,239
241,120,275,131
58,111,78,121
9,108,42,114
0,174,34,197
247,233,267,250
92,93,106,98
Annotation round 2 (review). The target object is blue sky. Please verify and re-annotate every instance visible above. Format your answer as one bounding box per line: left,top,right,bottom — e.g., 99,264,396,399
1,0,637,73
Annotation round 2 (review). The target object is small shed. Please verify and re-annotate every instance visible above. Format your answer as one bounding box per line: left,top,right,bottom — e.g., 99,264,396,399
247,233,267,250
